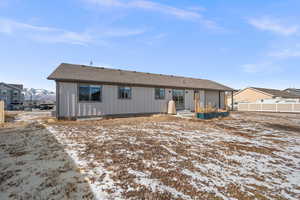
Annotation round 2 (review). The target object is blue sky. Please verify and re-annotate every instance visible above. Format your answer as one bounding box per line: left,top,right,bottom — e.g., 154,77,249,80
0,0,299,91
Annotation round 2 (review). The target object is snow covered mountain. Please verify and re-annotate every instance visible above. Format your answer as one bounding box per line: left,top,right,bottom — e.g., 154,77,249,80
23,88,56,102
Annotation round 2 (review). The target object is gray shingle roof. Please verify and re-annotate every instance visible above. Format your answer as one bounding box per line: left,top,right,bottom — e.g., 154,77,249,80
48,63,233,91
251,87,300,98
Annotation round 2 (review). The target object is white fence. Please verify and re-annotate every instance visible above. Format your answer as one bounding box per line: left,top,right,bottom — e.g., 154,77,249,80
238,103,300,113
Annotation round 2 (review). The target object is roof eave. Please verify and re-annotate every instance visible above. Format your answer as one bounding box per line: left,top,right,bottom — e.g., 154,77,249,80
50,78,233,91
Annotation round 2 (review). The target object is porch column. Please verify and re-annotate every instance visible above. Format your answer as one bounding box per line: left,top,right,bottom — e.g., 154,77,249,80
218,91,221,109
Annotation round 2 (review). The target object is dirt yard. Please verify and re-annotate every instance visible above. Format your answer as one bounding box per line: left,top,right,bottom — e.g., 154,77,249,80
1,111,300,199
0,112,94,199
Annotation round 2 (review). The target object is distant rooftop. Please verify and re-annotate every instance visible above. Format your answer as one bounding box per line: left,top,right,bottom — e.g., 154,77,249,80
251,87,300,98
0,82,23,91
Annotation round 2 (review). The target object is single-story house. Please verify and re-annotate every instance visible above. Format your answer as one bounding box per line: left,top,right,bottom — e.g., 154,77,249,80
48,63,233,119
228,87,300,105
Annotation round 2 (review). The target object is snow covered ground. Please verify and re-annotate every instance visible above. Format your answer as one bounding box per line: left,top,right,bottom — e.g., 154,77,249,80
44,112,300,199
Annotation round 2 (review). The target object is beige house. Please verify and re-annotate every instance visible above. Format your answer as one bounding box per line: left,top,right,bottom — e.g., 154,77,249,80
228,87,300,105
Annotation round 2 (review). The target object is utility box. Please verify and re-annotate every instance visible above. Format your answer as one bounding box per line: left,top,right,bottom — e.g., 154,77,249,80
0,101,4,124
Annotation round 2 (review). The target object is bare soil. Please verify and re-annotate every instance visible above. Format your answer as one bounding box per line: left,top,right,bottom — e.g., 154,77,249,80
1,111,299,199
45,111,300,200
0,112,94,200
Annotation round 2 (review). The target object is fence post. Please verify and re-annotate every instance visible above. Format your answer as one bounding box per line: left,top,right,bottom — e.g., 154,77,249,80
0,101,4,124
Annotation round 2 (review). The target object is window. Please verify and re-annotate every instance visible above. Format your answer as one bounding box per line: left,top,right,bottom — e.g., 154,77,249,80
118,87,132,99
79,85,102,102
13,90,18,96
155,88,165,99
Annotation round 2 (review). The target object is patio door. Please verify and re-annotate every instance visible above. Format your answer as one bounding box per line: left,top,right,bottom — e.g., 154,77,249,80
172,89,185,110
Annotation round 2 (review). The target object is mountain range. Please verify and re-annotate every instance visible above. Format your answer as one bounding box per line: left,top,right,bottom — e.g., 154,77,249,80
23,88,56,102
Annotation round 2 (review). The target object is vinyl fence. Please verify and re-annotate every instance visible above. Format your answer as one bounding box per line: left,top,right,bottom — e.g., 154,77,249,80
238,103,300,113
0,101,4,123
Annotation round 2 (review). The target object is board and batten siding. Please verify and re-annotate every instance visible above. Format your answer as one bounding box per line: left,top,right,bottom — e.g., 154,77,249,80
205,90,225,109
57,82,225,118
184,89,194,111
57,82,174,118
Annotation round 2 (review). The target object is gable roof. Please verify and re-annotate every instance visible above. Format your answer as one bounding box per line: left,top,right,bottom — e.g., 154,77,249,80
48,63,233,91
234,87,300,99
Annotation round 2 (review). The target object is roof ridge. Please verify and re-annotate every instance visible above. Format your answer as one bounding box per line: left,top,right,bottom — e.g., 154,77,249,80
64,62,212,82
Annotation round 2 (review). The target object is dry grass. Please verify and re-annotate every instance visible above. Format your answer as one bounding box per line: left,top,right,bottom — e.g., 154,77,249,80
46,112,300,200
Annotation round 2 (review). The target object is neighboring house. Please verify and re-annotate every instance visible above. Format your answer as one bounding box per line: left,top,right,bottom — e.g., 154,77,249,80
284,88,300,96
0,82,24,110
48,63,233,119
228,87,300,105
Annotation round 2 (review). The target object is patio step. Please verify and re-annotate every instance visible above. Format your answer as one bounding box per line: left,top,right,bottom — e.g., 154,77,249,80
176,110,195,118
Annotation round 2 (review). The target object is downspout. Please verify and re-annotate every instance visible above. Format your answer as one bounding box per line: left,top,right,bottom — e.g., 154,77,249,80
218,91,221,109
56,81,60,119
231,91,234,111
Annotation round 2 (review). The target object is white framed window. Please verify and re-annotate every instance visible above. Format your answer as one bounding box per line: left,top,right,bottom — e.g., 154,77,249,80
118,86,132,99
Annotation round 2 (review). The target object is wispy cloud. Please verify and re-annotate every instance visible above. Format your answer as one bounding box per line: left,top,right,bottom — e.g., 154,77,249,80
248,16,299,36
241,61,283,73
0,18,92,45
0,18,146,45
267,46,300,59
83,0,219,29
